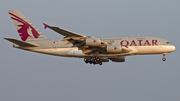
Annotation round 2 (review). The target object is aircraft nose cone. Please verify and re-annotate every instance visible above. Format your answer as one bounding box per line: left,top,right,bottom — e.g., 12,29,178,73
172,45,176,51
170,45,176,52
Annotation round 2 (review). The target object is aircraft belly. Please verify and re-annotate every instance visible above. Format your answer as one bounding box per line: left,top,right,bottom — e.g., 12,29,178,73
22,48,82,57
66,50,85,57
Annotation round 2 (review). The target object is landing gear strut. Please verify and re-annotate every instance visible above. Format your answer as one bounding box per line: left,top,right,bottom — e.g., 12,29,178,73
84,57,102,65
162,53,167,61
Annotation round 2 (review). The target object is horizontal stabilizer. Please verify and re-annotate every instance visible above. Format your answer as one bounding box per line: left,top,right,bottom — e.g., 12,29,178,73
4,38,38,47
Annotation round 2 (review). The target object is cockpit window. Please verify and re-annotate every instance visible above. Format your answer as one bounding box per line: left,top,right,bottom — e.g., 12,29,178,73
166,42,170,44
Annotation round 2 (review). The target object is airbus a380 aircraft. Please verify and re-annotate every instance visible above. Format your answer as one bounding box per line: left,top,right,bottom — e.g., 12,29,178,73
4,10,176,65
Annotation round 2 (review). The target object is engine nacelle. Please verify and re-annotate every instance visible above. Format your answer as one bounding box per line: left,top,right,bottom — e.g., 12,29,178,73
85,38,101,46
106,44,122,53
110,56,125,62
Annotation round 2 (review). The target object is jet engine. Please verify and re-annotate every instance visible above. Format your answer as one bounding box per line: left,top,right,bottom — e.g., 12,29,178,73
110,56,125,62
85,38,101,46
106,44,122,53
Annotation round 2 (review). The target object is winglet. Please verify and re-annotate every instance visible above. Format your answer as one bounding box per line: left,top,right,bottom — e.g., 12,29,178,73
43,23,49,29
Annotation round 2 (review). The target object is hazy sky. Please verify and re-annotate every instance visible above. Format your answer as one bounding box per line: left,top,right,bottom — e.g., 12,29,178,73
0,0,179,101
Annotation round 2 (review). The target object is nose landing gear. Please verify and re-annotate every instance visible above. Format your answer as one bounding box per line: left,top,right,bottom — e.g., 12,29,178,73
162,53,167,61
162,57,166,61
84,57,102,65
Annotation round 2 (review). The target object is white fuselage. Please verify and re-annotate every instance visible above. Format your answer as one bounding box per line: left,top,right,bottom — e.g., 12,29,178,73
15,36,175,58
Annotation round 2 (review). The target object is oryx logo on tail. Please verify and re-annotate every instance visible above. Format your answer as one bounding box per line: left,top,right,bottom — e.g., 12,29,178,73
9,12,40,41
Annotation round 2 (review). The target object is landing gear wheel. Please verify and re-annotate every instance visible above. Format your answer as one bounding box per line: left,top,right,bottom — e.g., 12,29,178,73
83,57,103,65
162,58,166,61
89,61,92,64
92,60,96,65
84,58,87,61
84,58,88,63
99,61,102,65
95,60,99,64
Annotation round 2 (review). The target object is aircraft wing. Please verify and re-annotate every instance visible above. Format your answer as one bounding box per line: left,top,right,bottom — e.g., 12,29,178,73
43,23,86,37
44,23,133,55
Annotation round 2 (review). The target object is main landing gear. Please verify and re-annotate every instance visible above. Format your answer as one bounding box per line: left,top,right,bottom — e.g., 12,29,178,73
84,57,102,65
162,53,167,61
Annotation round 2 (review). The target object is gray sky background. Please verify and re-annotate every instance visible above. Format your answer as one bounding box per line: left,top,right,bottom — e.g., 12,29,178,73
0,0,179,101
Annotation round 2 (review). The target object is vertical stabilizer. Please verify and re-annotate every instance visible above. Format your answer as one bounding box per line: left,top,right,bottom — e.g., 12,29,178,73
8,10,47,41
